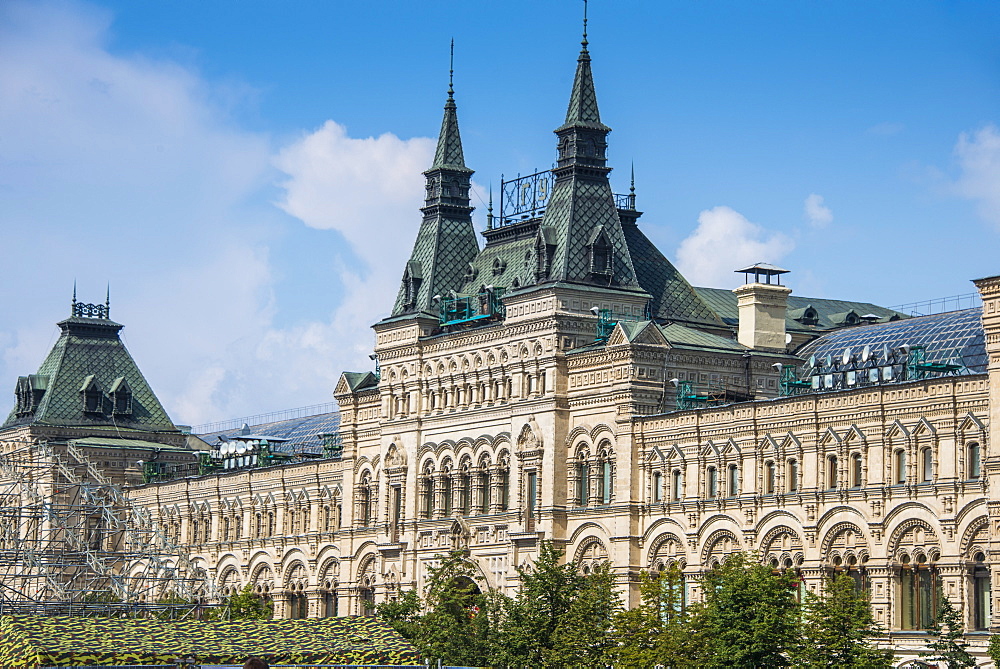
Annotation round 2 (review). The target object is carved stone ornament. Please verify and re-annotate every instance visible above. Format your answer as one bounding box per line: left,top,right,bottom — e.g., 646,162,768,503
385,441,407,468
516,416,542,452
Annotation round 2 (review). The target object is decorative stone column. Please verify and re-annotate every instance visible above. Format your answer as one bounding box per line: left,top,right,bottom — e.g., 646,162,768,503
972,274,1000,633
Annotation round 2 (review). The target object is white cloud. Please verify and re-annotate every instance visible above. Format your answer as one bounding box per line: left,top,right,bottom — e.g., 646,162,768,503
675,206,794,288
952,124,1000,230
803,193,833,229
0,0,441,426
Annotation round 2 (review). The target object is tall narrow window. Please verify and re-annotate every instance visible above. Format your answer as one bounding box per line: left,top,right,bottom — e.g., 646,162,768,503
827,455,838,489
442,475,452,516
727,464,739,498
973,553,992,630
601,460,612,504
672,469,683,501
578,462,590,506
894,449,907,485
499,468,510,511
969,443,981,480
921,448,933,483
460,467,471,514
851,453,863,488
527,471,537,518
788,459,799,492
900,560,939,630
765,461,776,494
421,476,433,518
479,471,491,514
652,471,662,503
707,467,718,499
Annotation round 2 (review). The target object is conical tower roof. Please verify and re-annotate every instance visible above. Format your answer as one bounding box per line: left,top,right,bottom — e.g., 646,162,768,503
389,45,479,319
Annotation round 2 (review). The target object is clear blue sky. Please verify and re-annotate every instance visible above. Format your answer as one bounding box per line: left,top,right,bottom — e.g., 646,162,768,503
1,0,998,425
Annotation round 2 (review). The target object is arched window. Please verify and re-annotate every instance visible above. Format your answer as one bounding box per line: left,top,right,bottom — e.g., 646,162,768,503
894,449,906,485
459,463,471,515
727,464,739,498
827,455,838,489
671,469,683,501
851,453,863,488
359,472,372,526
968,443,981,480
222,517,231,542
601,459,613,504
442,472,453,516
764,461,776,494
707,466,718,499
652,471,662,503
499,463,510,512
920,448,933,483
596,444,614,505
788,459,799,492
420,465,434,519
478,465,491,514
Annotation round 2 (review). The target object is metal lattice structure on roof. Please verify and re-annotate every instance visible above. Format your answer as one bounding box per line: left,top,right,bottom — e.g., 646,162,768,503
0,435,210,616
198,410,341,458
793,308,986,392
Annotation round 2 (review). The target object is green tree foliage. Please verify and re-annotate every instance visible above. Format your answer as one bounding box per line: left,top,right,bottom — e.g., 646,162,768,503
923,594,976,668
696,552,800,668
794,572,893,668
373,589,421,641
219,584,273,620
375,551,495,666
610,565,706,667
489,540,619,668
418,551,493,666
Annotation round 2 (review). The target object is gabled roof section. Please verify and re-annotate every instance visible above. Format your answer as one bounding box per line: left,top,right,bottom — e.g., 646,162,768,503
621,221,725,329
608,320,669,347
337,371,379,394
658,322,748,353
2,308,178,433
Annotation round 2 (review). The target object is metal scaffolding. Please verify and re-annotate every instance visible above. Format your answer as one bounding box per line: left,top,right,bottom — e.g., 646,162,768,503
0,435,211,616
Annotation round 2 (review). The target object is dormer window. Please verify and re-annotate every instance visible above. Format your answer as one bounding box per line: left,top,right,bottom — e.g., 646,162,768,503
14,375,50,418
80,375,104,415
587,226,613,277
492,258,507,276
535,226,556,281
401,261,423,311
792,305,819,326
110,376,132,416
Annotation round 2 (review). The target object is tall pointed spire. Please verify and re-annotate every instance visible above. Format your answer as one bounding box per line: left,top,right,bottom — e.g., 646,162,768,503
538,6,639,290
560,0,607,131
389,42,479,318
430,39,469,171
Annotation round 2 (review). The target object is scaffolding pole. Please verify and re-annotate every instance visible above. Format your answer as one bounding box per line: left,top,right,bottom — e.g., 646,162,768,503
0,435,212,616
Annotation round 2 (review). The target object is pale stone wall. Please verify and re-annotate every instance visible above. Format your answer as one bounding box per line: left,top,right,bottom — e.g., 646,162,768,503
125,277,999,663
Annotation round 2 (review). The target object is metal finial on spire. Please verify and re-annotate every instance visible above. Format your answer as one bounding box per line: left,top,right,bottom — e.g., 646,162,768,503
72,281,77,306
448,38,455,98
105,284,110,310
582,0,589,49
487,184,494,229
629,162,636,209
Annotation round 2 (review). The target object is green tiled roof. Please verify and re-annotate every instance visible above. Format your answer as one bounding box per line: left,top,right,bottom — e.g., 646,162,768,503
390,85,479,319
622,221,725,328
2,315,178,433
341,371,378,392
694,287,906,333
659,322,747,352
